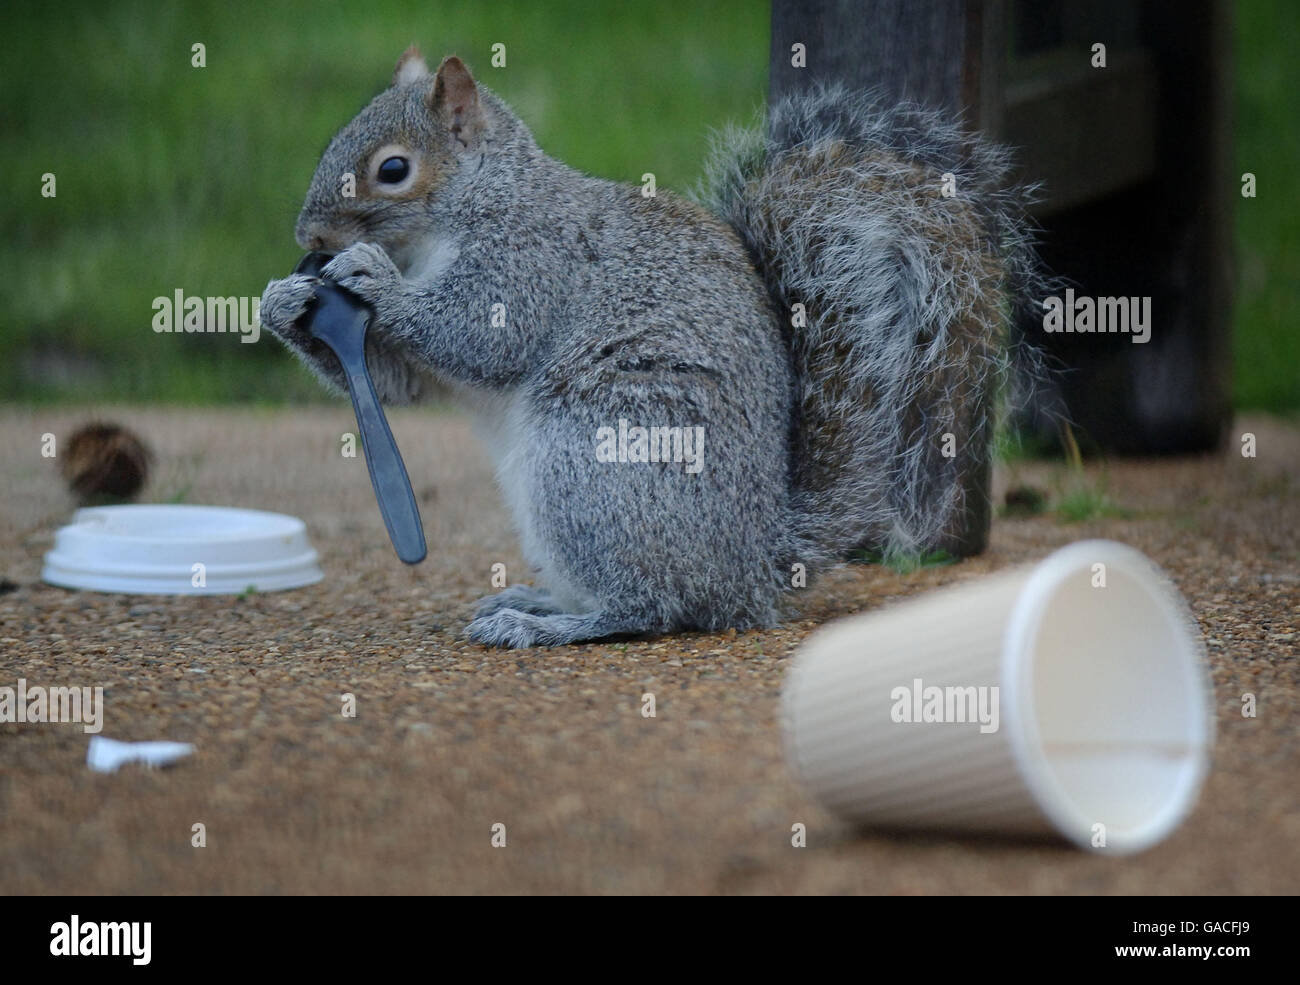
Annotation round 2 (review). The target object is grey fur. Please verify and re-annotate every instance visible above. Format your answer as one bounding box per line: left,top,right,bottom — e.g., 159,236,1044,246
261,63,1043,647
697,85,1048,563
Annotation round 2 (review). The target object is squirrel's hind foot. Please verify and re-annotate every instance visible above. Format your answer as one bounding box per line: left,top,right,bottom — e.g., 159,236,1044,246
464,608,643,648
473,585,561,619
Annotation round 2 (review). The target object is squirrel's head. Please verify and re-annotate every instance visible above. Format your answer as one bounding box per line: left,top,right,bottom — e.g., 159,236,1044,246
295,49,488,264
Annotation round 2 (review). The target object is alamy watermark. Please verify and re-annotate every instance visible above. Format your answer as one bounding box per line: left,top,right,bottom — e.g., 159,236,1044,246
1042,289,1151,344
50,915,150,965
890,677,999,734
152,290,261,343
595,419,705,474
0,678,103,733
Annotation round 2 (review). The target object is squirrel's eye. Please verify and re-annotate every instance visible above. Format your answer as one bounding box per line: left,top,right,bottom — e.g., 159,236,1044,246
377,156,410,184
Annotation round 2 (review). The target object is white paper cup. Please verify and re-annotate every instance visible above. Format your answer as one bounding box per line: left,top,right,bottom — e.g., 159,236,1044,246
782,540,1214,854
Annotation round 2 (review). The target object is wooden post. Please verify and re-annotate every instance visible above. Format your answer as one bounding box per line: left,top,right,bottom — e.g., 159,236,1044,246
1009,0,1235,453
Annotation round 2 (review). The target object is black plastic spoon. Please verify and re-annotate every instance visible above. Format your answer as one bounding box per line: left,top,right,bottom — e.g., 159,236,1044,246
293,251,427,564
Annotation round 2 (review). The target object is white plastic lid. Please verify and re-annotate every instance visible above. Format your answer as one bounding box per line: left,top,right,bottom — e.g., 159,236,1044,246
42,504,323,595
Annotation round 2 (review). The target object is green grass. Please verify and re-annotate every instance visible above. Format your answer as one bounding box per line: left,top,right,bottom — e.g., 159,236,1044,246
848,546,957,574
1053,483,1126,524
997,422,1128,523
1234,0,1300,411
2,0,1295,409
1,0,769,402
995,2,1300,415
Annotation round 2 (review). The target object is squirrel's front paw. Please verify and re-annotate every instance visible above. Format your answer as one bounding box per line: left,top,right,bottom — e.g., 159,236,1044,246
260,273,344,390
323,243,402,308
261,274,320,345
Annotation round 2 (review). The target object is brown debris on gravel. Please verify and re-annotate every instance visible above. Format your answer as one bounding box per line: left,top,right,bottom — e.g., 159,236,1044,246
1,406,1296,895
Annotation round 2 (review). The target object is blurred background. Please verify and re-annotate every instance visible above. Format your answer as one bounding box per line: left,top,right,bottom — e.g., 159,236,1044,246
2,0,1295,411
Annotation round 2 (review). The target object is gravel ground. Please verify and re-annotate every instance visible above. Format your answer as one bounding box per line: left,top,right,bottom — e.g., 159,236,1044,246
1,406,1296,895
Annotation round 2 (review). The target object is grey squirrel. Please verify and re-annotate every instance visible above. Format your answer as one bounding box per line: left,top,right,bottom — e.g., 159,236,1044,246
261,49,1044,648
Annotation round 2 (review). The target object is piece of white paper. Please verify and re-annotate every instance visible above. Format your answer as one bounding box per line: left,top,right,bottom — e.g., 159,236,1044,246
86,736,195,773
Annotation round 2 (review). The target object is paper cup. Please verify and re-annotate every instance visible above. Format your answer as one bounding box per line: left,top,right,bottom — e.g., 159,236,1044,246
782,540,1214,854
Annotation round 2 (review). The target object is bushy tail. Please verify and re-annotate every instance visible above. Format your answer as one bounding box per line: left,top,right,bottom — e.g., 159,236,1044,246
698,85,1047,566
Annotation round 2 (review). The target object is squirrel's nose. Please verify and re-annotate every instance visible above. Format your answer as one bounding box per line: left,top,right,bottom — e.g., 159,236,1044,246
295,219,326,252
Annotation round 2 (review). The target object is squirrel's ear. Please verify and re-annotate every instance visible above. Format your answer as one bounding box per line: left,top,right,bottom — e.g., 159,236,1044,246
430,56,483,149
392,45,431,87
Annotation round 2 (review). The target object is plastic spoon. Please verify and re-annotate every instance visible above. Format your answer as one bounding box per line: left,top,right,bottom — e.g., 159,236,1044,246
293,251,427,564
